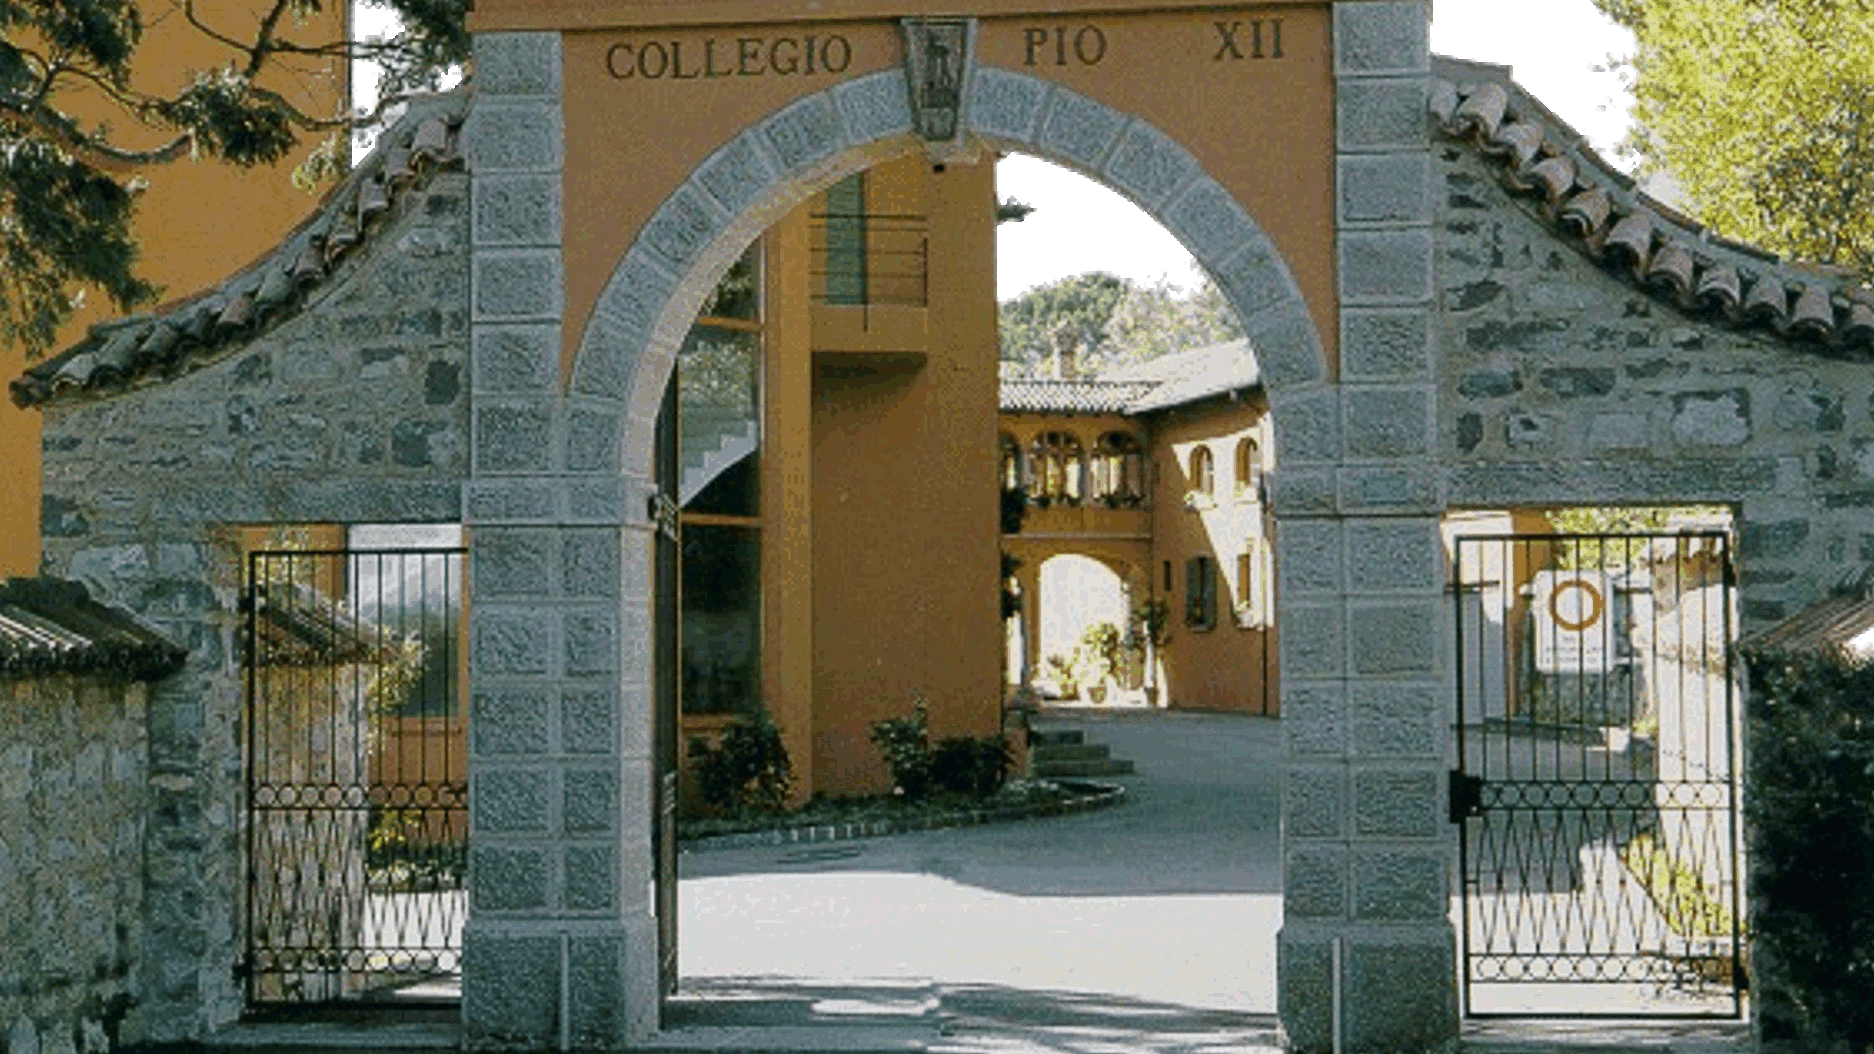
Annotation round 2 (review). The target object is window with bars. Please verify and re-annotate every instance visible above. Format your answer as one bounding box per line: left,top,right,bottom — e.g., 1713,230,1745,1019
1185,556,1217,631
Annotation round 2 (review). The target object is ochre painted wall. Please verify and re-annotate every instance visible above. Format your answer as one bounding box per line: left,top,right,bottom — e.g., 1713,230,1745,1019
555,5,1339,382
810,156,1001,795
1149,398,1276,713
1,0,347,576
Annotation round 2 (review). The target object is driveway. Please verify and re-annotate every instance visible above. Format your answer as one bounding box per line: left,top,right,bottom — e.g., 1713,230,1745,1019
678,709,1285,1041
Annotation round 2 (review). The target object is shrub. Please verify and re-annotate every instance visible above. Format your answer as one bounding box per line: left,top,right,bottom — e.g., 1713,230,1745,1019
688,708,793,813
870,696,934,799
1740,643,1874,1053
930,736,1011,798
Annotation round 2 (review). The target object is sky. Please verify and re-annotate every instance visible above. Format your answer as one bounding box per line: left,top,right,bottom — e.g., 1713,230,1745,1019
352,1,1637,301
993,0,1639,300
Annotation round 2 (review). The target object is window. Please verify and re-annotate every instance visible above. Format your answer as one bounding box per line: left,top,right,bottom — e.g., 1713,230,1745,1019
999,433,1023,492
1189,446,1214,496
1235,437,1261,500
1091,432,1146,508
820,173,867,305
1185,556,1217,630
1163,560,1173,593
1028,431,1084,507
1236,551,1257,629
681,242,765,716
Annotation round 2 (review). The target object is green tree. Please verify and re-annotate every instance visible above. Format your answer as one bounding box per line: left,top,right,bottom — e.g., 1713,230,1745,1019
0,0,469,354
998,270,1129,377
1595,0,1874,280
1097,275,1244,374
997,270,1244,378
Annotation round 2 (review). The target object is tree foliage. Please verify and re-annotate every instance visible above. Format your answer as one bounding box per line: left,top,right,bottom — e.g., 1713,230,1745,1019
1595,0,1874,280
998,271,1244,378
0,0,469,354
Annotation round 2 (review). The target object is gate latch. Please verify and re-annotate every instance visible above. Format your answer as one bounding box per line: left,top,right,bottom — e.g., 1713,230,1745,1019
1448,770,1484,823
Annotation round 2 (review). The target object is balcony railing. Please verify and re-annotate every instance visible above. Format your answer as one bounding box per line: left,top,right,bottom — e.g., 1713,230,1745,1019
810,212,929,308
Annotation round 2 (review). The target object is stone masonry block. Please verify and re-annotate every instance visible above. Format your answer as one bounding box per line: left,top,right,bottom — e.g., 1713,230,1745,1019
1277,519,1345,595
565,608,620,675
570,935,626,1048
472,610,551,675
1281,603,1345,679
473,250,563,321
462,99,563,173
620,530,651,602
618,681,652,758
1338,152,1431,225
641,184,726,277
761,93,843,171
1213,238,1301,323
473,402,555,474
565,768,619,834
1353,767,1441,837
1241,301,1326,389
1102,120,1196,211
476,768,551,832
464,479,559,524
1336,76,1428,152
1343,386,1431,459
472,688,552,756
1348,600,1440,674
1285,765,1345,838
1338,463,1441,514
1163,179,1263,272
590,249,677,364
1349,682,1440,758
1345,518,1439,591
473,324,559,394
695,130,781,217
1340,229,1433,304
473,174,560,247
464,929,559,1044
569,477,632,523
1344,936,1458,1051
472,528,554,598
1352,849,1446,921
562,528,621,597
968,67,1048,143
621,601,652,684
1277,934,1332,1054
565,405,622,475
474,33,562,97
1038,86,1127,170
564,844,616,910
469,846,549,910
1333,2,1430,75
1342,308,1430,380
563,684,619,754
834,70,913,144
1283,681,1346,757
1271,387,1341,465
1272,468,1338,516
1285,848,1347,919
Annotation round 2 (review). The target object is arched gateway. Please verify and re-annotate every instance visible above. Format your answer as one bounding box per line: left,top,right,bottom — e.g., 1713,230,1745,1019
40,0,1874,1049
457,4,1444,1049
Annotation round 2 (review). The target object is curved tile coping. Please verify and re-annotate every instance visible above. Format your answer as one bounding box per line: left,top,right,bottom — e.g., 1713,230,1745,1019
677,779,1127,854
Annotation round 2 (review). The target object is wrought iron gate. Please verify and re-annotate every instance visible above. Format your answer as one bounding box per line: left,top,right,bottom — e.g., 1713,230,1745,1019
654,371,682,1008
1451,532,1742,1018
243,546,467,1005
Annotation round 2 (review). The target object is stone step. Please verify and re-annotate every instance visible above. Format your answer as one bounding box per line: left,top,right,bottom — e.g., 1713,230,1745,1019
1032,757,1135,778
1027,729,1084,746
1029,742,1109,762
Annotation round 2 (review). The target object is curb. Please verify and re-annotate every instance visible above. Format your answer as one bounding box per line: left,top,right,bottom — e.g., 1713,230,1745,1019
677,780,1128,854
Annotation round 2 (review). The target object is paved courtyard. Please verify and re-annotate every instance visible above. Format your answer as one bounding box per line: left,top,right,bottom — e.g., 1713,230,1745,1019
676,709,1285,1051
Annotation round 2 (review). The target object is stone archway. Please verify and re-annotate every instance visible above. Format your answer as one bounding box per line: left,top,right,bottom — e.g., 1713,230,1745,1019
463,7,1453,1050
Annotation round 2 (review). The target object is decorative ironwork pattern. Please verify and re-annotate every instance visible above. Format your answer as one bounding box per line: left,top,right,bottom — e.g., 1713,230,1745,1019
1452,532,1742,1019
243,547,467,1006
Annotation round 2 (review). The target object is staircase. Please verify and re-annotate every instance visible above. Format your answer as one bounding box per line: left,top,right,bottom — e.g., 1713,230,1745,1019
1028,728,1135,778
680,410,759,506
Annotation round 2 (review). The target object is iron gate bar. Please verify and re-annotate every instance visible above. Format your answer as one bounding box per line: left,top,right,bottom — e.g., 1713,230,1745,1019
243,546,468,1007
1451,531,1742,1020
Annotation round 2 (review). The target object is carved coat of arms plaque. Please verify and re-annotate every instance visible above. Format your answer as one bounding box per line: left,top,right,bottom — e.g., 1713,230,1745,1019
900,18,975,160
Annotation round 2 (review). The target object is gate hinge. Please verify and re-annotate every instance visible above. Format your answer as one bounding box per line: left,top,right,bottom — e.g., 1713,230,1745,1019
647,492,680,542
1448,770,1484,824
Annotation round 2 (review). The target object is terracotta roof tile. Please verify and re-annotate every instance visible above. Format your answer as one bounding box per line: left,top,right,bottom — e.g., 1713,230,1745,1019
11,92,469,409
1000,339,1262,416
1432,55,1874,355
0,578,187,681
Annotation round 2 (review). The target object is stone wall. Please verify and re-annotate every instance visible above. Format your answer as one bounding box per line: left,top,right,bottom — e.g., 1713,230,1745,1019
35,169,471,1042
0,676,148,1054
1435,132,1873,626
